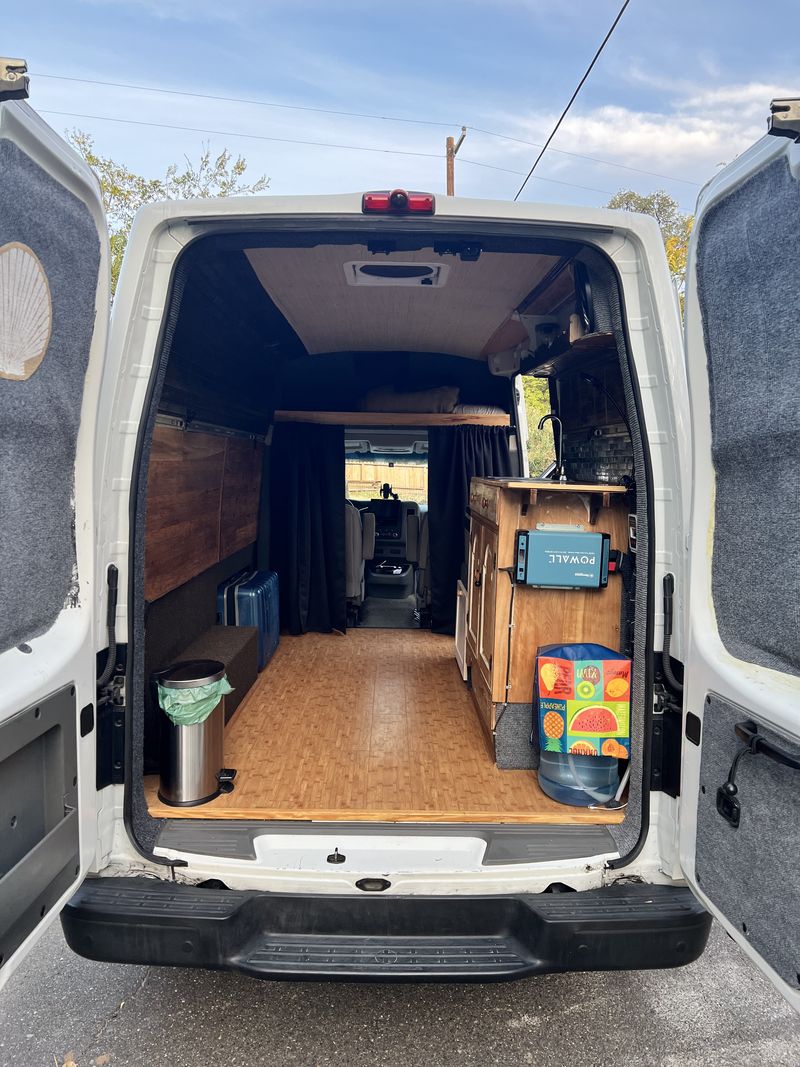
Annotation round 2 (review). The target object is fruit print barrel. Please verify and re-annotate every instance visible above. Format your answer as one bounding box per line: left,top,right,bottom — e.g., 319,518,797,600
534,643,631,806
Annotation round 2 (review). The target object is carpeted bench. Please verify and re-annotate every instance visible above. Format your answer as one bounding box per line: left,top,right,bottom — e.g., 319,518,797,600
179,624,259,723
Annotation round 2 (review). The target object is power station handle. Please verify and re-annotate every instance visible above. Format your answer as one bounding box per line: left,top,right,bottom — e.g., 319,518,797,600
734,720,800,771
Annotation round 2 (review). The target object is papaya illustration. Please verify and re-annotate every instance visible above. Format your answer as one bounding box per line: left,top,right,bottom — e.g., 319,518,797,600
601,739,629,758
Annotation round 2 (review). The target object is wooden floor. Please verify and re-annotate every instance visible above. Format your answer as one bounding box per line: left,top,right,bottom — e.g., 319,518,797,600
145,629,624,825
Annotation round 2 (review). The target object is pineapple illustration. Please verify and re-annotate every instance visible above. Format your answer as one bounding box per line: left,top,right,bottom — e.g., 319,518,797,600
542,711,564,752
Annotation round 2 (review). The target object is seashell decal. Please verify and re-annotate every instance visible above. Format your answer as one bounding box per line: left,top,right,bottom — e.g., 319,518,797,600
0,242,52,381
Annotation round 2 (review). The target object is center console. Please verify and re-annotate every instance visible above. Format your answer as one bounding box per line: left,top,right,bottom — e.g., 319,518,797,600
370,498,405,547
359,498,420,599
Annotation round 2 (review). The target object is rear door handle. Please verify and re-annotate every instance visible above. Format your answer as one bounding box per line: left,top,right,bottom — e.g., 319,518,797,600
734,720,800,771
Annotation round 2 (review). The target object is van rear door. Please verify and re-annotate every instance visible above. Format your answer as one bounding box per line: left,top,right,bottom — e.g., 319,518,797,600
680,99,800,1010
0,90,109,988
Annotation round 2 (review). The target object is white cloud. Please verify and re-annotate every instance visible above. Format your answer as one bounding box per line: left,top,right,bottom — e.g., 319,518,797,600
489,76,797,196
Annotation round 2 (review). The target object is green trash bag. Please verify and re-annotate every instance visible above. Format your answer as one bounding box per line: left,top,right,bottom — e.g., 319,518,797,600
157,675,233,726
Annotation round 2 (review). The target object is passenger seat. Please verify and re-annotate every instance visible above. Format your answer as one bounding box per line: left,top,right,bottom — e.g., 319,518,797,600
415,510,431,625
345,502,376,624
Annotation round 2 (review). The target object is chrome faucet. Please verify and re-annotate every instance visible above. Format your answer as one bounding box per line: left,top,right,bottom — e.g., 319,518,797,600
537,412,567,482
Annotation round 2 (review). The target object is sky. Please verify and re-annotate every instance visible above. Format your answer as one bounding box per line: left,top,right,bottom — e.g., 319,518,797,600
7,0,798,213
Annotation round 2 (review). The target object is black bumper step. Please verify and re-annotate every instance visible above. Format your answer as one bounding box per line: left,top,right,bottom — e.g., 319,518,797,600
62,878,711,982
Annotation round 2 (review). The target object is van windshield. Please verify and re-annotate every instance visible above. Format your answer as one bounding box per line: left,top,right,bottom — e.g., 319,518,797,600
345,455,428,506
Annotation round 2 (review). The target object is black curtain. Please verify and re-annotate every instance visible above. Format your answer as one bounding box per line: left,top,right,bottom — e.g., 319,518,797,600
269,423,347,634
428,426,513,634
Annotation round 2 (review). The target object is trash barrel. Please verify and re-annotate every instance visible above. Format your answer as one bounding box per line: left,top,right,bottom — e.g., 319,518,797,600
155,659,236,806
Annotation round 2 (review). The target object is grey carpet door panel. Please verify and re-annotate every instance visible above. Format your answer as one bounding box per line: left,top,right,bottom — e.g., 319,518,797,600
695,694,800,989
695,157,800,677
0,139,101,653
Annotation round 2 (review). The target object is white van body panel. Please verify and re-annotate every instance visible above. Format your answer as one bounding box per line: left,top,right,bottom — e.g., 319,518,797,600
0,102,108,989
679,129,800,1009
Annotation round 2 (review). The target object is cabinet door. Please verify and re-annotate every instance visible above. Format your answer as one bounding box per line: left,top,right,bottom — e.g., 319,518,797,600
478,531,497,681
466,523,483,654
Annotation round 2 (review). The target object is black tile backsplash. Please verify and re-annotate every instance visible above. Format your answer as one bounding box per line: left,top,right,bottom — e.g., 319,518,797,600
563,421,633,485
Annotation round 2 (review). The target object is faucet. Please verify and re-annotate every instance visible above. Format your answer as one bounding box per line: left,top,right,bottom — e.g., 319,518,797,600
537,412,567,482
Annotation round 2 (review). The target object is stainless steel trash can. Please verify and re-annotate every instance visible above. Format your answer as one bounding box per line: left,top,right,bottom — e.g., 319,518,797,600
156,659,234,806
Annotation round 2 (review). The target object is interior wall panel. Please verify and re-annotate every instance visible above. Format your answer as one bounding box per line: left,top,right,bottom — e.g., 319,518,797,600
145,427,263,601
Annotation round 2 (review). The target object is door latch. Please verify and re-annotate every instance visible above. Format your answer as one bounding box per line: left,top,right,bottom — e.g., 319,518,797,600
768,98,800,142
0,58,29,101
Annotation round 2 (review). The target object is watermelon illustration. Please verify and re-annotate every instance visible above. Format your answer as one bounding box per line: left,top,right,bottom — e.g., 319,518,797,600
570,705,620,734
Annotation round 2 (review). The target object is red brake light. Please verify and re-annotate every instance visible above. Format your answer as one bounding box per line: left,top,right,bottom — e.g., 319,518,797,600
362,189,436,215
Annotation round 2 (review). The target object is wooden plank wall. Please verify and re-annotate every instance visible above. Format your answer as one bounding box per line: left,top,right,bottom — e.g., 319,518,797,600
145,426,263,601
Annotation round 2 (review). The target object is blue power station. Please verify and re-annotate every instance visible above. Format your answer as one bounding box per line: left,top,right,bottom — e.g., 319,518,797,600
515,528,610,589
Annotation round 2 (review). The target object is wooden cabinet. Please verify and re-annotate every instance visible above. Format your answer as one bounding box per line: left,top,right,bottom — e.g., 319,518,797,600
477,531,497,682
464,478,629,755
466,521,499,692
466,523,483,656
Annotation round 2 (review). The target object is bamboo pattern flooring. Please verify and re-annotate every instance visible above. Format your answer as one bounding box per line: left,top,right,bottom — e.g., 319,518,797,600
145,629,624,824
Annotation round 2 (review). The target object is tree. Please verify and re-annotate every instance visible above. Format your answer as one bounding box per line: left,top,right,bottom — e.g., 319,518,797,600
605,189,694,300
67,130,270,292
522,375,555,475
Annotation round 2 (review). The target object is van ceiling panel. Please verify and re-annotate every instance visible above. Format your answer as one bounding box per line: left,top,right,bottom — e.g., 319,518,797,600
244,246,559,360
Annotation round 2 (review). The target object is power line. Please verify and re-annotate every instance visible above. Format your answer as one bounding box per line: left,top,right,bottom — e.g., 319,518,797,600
33,71,456,130
41,108,617,196
470,127,700,187
514,0,632,201
34,69,700,188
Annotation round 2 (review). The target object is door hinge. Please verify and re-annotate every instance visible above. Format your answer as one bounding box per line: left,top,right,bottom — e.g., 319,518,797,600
96,644,127,789
649,678,683,798
0,58,29,101
768,98,800,141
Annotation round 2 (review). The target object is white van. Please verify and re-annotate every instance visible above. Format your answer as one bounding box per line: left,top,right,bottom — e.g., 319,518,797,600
1,70,798,1006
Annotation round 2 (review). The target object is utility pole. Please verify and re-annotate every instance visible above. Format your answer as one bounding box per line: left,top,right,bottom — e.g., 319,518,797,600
446,126,467,196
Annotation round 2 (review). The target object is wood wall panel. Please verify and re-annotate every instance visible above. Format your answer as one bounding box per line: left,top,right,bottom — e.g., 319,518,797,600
275,410,510,427
220,438,263,557
145,426,263,602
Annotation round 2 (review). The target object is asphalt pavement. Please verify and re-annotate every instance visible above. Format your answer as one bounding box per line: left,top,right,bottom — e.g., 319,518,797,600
1,919,798,1067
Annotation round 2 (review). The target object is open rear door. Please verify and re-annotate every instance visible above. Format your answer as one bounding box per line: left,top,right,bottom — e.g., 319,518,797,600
680,99,800,1009
0,82,109,988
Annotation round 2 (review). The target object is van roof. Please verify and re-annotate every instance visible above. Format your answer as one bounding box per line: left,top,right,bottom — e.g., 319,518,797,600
131,190,664,241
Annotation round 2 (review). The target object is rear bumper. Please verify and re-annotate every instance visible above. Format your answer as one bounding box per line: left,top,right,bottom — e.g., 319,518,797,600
62,877,711,982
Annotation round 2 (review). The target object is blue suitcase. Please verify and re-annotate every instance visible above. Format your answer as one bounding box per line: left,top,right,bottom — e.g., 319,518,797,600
217,570,279,671
216,568,251,625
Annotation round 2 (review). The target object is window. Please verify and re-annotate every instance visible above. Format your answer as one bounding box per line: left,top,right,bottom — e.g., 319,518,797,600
521,375,556,476
345,457,428,506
